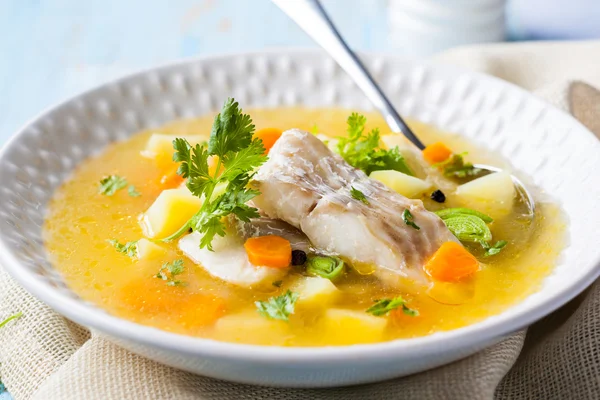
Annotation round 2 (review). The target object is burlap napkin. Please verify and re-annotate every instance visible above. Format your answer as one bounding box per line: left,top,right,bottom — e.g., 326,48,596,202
1,40,600,400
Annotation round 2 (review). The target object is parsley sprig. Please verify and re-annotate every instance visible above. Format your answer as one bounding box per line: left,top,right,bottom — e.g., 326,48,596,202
161,99,268,250
336,113,413,176
366,297,419,317
433,153,481,178
107,239,138,258
402,209,420,230
155,259,187,286
99,175,128,195
255,290,299,321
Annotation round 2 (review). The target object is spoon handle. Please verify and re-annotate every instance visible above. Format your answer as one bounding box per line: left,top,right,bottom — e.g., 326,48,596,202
272,0,425,150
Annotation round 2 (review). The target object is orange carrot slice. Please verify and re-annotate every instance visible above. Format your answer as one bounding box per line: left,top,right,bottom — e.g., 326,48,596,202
255,128,283,154
244,235,292,268
159,164,185,188
424,241,479,282
422,142,453,164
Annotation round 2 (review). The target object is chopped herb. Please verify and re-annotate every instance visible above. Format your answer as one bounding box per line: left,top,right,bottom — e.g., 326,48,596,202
306,255,345,280
107,239,138,258
350,186,369,205
482,240,508,257
99,175,128,195
272,280,283,288
433,153,481,178
366,297,418,317
310,123,319,134
160,98,268,250
434,208,493,223
255,290,299,321
402,209,420,230
0,312,23,329
155,259,187,286
128,185,141,197
291,249,307,266
336,113,414,176
430,189,446,203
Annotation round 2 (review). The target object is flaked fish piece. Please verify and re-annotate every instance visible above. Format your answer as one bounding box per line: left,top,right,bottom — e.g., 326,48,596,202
234,217,311,253
251,129,458,290
179,229,287,289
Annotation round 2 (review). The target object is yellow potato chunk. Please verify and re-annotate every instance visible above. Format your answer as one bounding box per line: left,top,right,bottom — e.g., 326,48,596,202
141,133,206,168
136,239,168,260
320,309,387,345
214,311,291,345
455,172,516,219
370,170,432,198
292,276,339,309
140,188,202,239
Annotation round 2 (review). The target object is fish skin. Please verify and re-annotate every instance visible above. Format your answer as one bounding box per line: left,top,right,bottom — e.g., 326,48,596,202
252,129,458,289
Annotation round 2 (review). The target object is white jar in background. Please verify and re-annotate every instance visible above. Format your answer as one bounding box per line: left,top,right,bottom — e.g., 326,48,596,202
388,0,507,58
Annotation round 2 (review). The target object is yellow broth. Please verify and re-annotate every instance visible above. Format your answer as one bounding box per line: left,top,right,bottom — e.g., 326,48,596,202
43,108,566,346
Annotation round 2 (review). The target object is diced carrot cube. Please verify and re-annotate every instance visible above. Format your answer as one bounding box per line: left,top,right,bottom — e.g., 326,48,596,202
424,241,479,282
422,142,453,164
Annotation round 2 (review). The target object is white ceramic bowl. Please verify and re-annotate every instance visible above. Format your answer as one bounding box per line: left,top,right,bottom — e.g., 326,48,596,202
1,50,599,387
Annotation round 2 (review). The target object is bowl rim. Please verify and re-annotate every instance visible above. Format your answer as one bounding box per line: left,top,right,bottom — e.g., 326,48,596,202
1,49,599,364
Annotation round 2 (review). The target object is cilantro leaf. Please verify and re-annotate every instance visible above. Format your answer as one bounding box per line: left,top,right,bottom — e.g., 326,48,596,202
208,98,255,157
434,153,481,178
162,98,268,250
99,175,128,196
128,185,141,197
366,297,419,317
107,239,138,258
482,240,508,257
0,311,23,329
336,113,414,176
402,209,420,230
255,290,299,321
155,259,187,286
350,186,369,205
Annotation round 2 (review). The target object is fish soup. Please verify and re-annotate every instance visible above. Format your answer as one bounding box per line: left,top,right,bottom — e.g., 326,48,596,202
43,102,566,346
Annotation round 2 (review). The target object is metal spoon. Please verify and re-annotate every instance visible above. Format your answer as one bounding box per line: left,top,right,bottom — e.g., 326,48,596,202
272,0,534,214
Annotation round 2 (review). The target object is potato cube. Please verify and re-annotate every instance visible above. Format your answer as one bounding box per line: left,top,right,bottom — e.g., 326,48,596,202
320,309,387,345
292,276,339,308
136,239,167,260
141,133,206,168
455,172,515,219
214,311,291,345
140,188,202,239
370,170,432,198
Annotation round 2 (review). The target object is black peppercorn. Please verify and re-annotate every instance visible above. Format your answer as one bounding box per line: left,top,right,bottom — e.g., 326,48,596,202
291,249,307,266
430,189,446,203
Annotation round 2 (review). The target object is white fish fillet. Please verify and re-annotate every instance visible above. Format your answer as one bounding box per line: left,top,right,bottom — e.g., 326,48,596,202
252,129,458,290
179,231,287,288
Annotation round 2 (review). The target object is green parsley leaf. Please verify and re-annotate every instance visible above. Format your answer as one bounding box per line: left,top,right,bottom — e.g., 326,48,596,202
433,153,481,178
99,175,128,195
350,186,369,205
128,185,141,197
366,297,418,317
272,280,283,288
402,209,420,230
161,99,268,250
482,240,508,257
336,113,414,176
155,259,187,286
255,290,299,321
107,239,138,258
0,311,23,329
